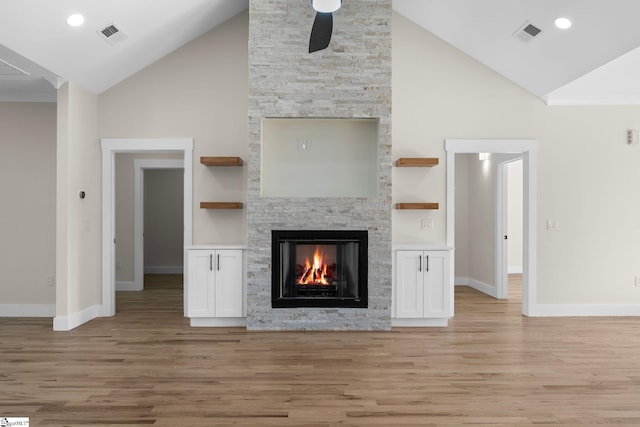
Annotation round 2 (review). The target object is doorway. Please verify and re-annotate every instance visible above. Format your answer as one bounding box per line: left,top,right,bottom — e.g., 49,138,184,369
134,159,184,292
101,138,193,317
445,139,537,317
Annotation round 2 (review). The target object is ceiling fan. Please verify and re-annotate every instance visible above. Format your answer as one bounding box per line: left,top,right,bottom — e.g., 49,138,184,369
309,0,342,53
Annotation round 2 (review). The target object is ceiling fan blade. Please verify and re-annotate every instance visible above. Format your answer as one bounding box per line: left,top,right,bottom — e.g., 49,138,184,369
309,12,333,53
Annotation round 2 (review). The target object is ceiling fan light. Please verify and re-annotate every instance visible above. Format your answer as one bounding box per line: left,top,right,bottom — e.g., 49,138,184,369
312,0,342,13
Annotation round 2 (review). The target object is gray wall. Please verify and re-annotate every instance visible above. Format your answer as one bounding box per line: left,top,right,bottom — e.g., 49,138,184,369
144,168,184,272
0,102,56,309
454,153,496,287
114,153,183,283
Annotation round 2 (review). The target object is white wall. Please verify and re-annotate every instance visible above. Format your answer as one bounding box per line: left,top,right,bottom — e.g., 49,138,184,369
98,11,248,245
56,82,101,328
507,159,523,274
144,168,184,272
0,102,56,311
454,154,470,278
393,12,640,306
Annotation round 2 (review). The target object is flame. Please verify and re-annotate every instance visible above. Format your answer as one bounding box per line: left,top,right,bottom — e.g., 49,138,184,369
298,246,330,285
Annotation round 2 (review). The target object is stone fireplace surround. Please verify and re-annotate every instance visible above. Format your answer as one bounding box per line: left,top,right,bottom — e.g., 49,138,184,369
247,0,392,330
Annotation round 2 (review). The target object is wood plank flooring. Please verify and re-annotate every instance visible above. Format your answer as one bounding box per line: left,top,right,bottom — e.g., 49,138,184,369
2,274,640,426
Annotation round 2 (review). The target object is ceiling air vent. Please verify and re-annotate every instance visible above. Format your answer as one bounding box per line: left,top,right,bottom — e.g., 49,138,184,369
513,22,542,43
98,23,128,45
0,59,30,77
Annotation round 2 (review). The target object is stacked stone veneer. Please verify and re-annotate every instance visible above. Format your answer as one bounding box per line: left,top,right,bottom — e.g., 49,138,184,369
247,0,392,330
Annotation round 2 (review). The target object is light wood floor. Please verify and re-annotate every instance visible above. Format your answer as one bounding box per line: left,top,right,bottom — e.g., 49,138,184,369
2,274,640,426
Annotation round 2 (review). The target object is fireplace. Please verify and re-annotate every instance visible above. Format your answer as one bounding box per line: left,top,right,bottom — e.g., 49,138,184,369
272,230,368,308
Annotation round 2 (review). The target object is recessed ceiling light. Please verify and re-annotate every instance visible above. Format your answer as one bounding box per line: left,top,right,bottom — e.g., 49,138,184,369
67,14,85,27
554,17,572,30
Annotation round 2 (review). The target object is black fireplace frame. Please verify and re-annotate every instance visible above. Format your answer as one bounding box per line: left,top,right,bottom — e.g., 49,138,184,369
272,230,368,308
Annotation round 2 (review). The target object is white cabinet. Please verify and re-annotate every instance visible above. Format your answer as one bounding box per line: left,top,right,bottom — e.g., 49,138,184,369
395,250,450,321
187,249,244,319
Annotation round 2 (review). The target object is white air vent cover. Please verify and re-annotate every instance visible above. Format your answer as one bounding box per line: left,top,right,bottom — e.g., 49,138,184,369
0,59,30,77
514,22,542,43
98,23,128,45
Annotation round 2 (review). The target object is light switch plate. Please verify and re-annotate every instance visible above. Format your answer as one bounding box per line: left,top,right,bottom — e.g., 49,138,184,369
546,219,559,231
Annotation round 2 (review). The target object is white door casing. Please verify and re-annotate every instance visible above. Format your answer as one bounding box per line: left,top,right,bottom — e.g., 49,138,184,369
445,139,537,317
101,138,193,317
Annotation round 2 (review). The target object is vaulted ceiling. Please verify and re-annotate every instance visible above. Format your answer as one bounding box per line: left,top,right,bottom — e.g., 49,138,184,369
2,0,640,104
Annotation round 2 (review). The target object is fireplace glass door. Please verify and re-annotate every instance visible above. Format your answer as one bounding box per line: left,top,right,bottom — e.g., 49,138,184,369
272,230,367,308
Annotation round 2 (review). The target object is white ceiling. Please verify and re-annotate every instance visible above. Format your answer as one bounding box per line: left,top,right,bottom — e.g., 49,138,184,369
0,0,248,101
393,0,640,104
2,0,640,104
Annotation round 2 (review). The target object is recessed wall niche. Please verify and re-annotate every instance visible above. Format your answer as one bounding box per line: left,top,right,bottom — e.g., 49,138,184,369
261,118,379,198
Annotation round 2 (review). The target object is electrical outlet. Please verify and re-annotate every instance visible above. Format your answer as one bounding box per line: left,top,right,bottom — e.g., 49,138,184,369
421,218,433,230
297,139,313,151
546,219,559,231
116,260,122,271
635,276,640,287
47,274,55,287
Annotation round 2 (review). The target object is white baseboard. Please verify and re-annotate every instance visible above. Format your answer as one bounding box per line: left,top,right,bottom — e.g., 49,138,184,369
144,266,183,275
0,304,55,317
455,276,498,298
116,281,142,292
508,265,523,274
454,276,469,286
53,304,102,331
468,278,498,298
392,318,449,327
190,317,247,327
531,304,640,317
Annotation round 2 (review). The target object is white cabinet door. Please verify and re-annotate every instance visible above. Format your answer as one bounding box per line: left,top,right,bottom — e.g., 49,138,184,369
423,251,449,318
187,250,216,317
395,250,451,319
395,251,425,318
214,250,244,317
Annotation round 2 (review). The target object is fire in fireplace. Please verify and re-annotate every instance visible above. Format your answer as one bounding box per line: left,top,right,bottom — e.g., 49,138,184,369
272,230,368,308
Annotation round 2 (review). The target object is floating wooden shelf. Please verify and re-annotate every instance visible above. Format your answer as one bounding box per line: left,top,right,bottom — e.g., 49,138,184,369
396,158,439,210
395,157,439,167
395,203,439,210
200,156,243,166
199,158,243,210
200,202,244,209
